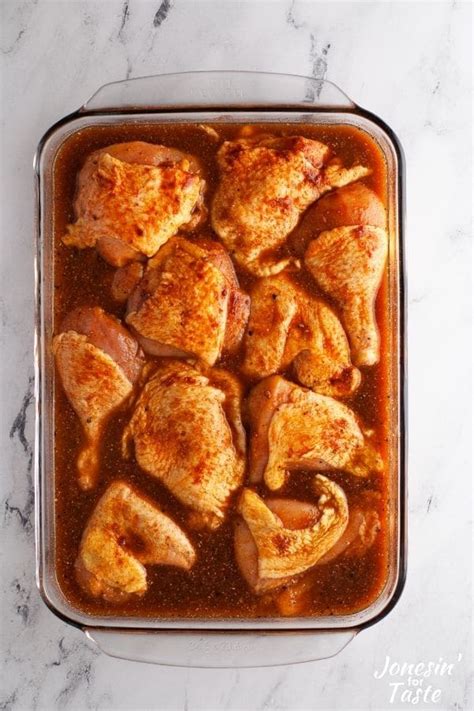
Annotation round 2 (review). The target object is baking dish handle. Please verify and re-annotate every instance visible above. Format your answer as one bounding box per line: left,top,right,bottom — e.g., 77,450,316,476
85,628,356,667
80,71,356,113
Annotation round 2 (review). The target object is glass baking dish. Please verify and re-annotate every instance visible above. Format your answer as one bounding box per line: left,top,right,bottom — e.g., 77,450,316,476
34,71,406,667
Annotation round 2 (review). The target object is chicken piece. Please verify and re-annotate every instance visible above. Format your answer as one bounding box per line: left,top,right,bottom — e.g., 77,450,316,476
276,492,382,615
126,237,249,365
317,491,381,564
122,360,246,529
53,307,144,490
198,124,220,141
304,184,388,366
211,135,369,276
247,376,383,490
302,182,387,233
234,475,348,593
235,498,320,594
111,262,144,303
291,181,387,252
75,481,195,602
62,141,206,267
207,367,247,456
242,274,360,397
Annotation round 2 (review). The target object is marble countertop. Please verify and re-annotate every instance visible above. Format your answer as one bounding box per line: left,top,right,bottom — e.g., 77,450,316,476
1,1,472,709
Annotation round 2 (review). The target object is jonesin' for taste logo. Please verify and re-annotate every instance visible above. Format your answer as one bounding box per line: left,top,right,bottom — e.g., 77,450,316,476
374,653,463,705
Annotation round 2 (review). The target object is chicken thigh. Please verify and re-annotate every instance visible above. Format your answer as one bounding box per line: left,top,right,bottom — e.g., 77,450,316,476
234,475,348,593
304,184,388,366
53,307,144,490
62,141,206,267
247,376,383,490
126,237,249,365
276,491,382,615
242,274,360,397
211,134,369,276
122,360,246,529
111,262,144,303
75,481,195,602
317,491,381,564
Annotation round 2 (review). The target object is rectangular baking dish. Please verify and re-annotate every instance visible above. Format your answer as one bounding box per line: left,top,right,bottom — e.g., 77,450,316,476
34,71,406,666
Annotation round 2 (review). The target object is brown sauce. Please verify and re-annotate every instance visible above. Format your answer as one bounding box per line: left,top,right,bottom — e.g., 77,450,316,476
53,122,390,618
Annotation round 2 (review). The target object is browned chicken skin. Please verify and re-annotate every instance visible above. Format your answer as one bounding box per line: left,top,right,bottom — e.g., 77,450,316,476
242,274,360,397
62,141,206,267
75,481,195,602
125,237,250,365
211,135,369,276
53,307,144,490
122,360,246,529
234,475,348,593
304,184,388,366
247,375,383,490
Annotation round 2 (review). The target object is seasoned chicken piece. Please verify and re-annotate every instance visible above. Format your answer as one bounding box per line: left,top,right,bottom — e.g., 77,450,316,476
198,124,220,141
317,491,381,564
304,184,388,366
301,182,387,233
62,141,206,267
207,367,247,456
53,307,144,490
126,237,250,365
111,262,144,303
276,492,382,615
234,475,348,593
247,376,383,490
211,135,369,276
122,360,246,529
242,274,360,397
75,481,195,602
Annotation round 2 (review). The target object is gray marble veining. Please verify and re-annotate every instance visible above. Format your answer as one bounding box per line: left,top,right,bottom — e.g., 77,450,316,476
0,1,472,709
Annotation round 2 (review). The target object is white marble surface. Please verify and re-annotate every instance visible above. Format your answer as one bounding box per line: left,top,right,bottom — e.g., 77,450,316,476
1,1,472,709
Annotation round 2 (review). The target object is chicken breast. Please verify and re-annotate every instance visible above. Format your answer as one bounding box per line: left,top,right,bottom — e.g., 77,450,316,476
234,475,348,593
122,360,246,529
75,481,195,602
126,237,249,365
247,375,383,490
62,141,206,267
242,274,360,397
211,135,369,276
53,307,144,490
304,184,388,366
